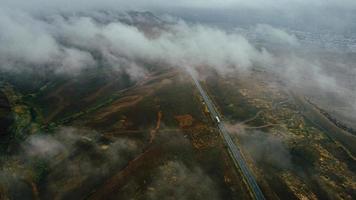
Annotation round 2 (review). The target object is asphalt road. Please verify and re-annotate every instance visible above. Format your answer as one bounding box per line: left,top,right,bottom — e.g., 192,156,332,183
189,72,266,200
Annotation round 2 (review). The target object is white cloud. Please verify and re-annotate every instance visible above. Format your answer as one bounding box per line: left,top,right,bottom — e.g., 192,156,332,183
0,7,354,123
0,9,96,74
255,24,300,46
1,0,356,11
0,9,274,76
0,10,60,66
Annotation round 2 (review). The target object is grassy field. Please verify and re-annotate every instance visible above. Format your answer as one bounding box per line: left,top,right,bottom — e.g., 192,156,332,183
204,70,356,200
0,68,253,200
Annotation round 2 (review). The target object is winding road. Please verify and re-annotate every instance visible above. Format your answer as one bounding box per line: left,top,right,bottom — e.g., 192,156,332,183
189,70,266,200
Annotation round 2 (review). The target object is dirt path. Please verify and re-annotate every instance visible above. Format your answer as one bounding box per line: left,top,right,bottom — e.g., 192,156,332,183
239,110,264,125
92,70,176,123
94,95,143,121
45,81,73,123
149,111,162,143
292,92,356,157
85,146,163,200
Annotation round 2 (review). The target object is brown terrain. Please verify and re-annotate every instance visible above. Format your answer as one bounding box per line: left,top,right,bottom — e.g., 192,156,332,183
0,68,256,200
1,66,355,200
203,69,356,200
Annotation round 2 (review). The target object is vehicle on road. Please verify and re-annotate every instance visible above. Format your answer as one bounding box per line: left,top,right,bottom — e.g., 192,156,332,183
215,116,221,123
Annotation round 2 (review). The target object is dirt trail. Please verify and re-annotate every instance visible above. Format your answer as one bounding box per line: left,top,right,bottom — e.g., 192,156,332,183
84,81,117,102
149,111,162,143
84,71,155,103
94,95,143,121
45,82,73,123
92,70,176,123
240,110,264,125
86,146,163,200
244,123,279,129
292,92,356,157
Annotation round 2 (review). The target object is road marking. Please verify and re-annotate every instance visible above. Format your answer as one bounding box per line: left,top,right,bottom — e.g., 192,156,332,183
189,71,266,200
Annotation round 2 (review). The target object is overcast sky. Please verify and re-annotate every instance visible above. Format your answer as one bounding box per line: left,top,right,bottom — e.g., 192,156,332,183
1,0,355,34
1,0,356,10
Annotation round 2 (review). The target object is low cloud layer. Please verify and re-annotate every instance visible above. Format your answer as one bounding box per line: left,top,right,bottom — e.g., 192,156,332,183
0,8,272,76
145,160,219,200
0,7,355,124
0,9,96,74
0,127,140,199
226,124,293,170
254,24,300,47
1,0,356,11
3,0,354,37
0,2,355,199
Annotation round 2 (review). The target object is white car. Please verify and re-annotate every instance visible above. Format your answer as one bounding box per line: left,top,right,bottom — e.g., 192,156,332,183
215,116,221,123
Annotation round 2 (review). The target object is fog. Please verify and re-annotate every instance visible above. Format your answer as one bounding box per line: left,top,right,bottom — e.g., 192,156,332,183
0,8,271,75
0,4,355,124
0,1,356,199
1,0,356,11
145,161,219,200
0,127,140,199
2,0,355,34
226,123,293,170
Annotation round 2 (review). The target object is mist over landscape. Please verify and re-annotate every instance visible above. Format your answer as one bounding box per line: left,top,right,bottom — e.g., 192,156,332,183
0,1,355,200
